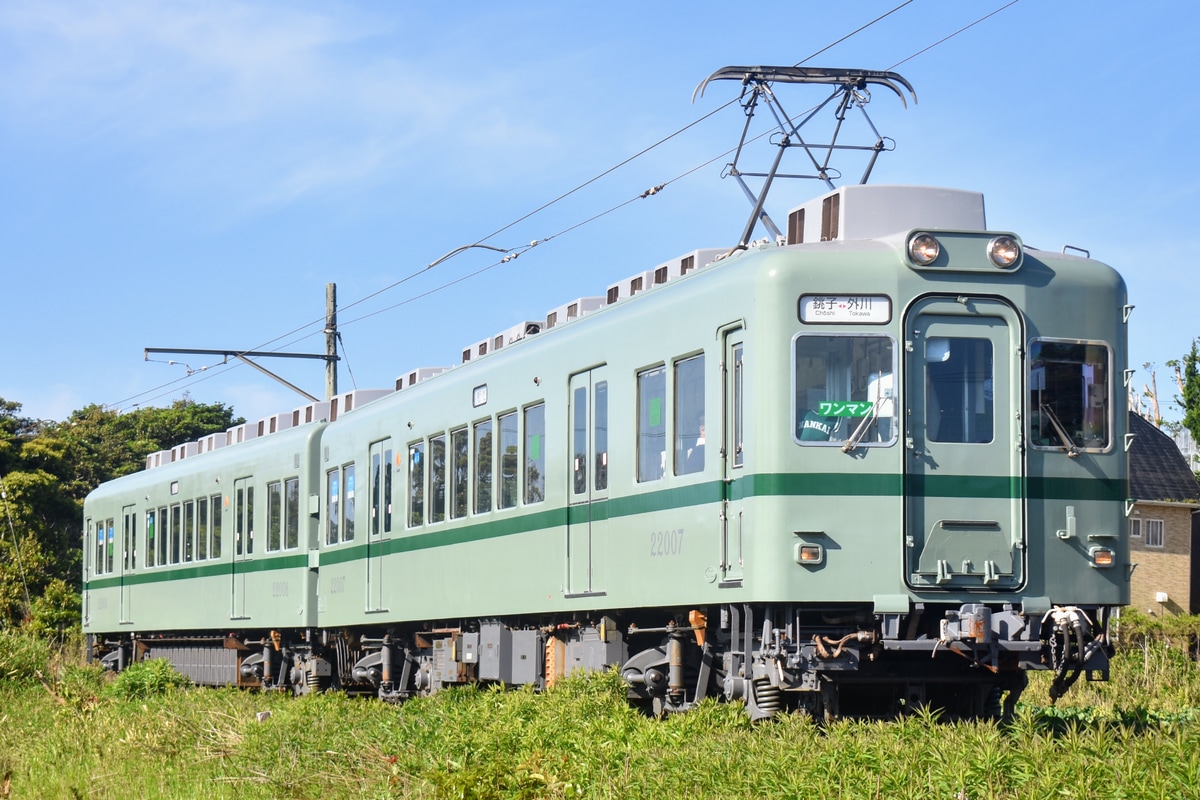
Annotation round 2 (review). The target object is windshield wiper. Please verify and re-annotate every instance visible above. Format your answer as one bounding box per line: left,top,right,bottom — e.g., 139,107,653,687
1039,403,1080,458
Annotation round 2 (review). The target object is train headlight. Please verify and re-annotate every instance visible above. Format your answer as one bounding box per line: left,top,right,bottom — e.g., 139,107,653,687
987,235,1021,269
908,233,940,265
1089,547,1115,568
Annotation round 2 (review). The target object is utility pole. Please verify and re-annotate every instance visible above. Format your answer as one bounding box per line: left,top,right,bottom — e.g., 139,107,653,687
325,283,338,400
146,285,340,404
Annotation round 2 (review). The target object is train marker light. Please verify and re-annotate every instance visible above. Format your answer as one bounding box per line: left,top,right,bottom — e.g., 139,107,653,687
908,233,940,265
987,235,1021,268
1089,547,1115,568
794,543,825,565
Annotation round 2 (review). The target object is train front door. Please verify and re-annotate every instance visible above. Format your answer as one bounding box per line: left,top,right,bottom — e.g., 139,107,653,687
903,297,1025,590
566,367,608,597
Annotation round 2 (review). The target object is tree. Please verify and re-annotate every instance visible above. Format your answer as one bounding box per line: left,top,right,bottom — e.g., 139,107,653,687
1177,339,1200,446
0,395,241,628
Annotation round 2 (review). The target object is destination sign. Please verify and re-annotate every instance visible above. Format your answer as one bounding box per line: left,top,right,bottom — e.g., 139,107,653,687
798,294,891,324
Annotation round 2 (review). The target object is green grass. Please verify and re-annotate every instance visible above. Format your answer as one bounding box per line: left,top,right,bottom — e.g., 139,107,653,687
3,631,1199,799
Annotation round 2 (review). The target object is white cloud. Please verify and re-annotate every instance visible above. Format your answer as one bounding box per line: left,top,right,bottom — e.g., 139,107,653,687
0,1,564,211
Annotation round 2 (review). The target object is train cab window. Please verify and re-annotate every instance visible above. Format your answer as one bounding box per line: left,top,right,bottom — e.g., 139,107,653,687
1029,340,1112,451
674,354,705,475
474,419,493,514
793,335,896,446
450,428,469,519
638,366,667,481
498,412,519,509
408,442,425,527
524,403,546,504
925,337,993,444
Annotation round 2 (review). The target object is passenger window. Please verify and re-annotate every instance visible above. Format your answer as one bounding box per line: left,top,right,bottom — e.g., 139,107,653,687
450,428,469,519
104,518,114,573
369,441,392,537
733,343,744,466
326,470,340,544
170,504,181,564
1029,340,1111,450
524,403,546,504
145,510,157,568
498,412,519,509
474,419,493,514
674,355,705,475
285,478,300,549
267,481,282,552
122,507,136,571
184,500,195,561
430,435,446,523
408,442,425,527
90,519,101,574
794,335,896,446
342,464,355,542
594,381,608,491
573,386,588,495
210,495,222,559
197,497,209,560
157,506,168,565
638,366,667,481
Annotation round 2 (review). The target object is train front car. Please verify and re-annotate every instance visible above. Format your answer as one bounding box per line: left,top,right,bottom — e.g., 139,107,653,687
664,183,1126,719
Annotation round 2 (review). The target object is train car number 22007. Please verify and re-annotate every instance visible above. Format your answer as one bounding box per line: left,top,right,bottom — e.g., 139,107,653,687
649,529,685,557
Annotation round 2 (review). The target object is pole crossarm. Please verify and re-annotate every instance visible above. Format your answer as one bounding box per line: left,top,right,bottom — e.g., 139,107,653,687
144,347,338,362
144,347,339,404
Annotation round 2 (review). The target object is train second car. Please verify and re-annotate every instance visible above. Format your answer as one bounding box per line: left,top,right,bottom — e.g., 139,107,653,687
83,181,1128,719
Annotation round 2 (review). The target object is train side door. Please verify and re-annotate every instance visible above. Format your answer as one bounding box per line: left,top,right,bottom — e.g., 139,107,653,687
366,439,392,613
231,477,254,620
721,327,746,585
566,367,608,597
904,297,1025,590
119,505,136,624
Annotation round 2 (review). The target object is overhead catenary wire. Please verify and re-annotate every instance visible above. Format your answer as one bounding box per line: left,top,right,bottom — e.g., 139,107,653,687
108,0,1019,415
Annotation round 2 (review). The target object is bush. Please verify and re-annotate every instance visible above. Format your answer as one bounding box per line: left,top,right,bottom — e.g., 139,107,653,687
0,627,53,688
25,578,81,643
103,657,192,701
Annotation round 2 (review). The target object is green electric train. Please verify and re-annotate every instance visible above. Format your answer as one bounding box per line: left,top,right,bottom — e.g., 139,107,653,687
83,69,1129,719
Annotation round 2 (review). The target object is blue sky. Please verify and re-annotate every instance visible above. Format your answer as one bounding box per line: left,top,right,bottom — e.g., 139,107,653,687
2,0,1197,426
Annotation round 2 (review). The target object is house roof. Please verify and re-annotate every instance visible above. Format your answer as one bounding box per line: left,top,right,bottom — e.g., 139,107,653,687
1129,411,1200,503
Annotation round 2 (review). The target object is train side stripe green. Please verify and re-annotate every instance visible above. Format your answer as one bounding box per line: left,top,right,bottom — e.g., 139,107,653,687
83,471,1124,590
